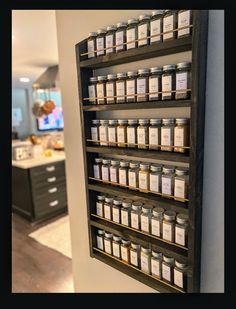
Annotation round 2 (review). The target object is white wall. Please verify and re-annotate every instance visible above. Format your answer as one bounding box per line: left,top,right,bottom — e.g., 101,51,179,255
55,10,224,292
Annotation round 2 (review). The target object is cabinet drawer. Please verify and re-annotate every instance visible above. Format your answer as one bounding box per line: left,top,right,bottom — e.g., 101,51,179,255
31,169,66,189
30,161,65,177
32,182,67,201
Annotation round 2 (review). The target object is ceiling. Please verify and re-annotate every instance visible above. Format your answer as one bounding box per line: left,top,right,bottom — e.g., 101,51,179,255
12,10,58,88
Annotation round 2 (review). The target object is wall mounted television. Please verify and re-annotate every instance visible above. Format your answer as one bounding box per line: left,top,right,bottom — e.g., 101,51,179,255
37,107,64,131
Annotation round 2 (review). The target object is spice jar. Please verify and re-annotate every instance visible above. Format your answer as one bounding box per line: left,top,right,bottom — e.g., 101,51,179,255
174,260,188,290
150,164,162,194
101,158,111,182
139,163,150,192
93,157,102,179
121,239,131,263
140,204,153,233
106,74,117,104
174,168,189,202
150,10,164,44
115,22,127,52
97,76,107,104
109,159,120,184
149,118,161,150
112,235,122,259
105,25,116,54
126,71,137,103
104,196,113,220
117,119,127,147
88,77,97,105
91,119,100,145
126,18,138,50
162,255,175,284
131,201,143,230
121,199,132,226
96,229,105,250
128,161,139,190
140,246,151,274
163,10,177,41
96,194,105,217
112,197,123,223
151,206,164,237
137,69,149,102
175,214,189,247
130,242,141,267
151,251,162,279
108,119,118,147
161,118,175,152
177,9,192,38
96,29,106,56
116,72,127,103
137,119,149,149
87,32,97,59
162,64,176,100
104,232,113,254
119,160,129,186
127,119,138,148
138,14,150,47
174,118,190,153
149,67,162,101
162,210,176,242
175,62,191,100
99,119,109,146
162,166,175,197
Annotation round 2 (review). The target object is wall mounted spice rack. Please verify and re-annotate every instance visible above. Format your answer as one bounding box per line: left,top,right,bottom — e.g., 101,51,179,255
75,10,208,293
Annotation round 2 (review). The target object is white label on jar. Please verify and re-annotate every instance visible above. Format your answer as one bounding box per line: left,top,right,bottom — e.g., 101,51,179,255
112,207,120,223
97,235,104,250
162,264,171,281
137,78,146,95
162,221,173,241
137,128,146,145
151,218,161,236
162,75,172,97
87,40,95,58
178,10,190,37
126,79,135,99
175,225,185,246
126,28,136,49
141,253,149,273
130,250,138,266
104,204,111,220
149,77,159,99
127,127,136,145
106,34,113,54
139,173,148,190
110,166,118,183
131,213,139,229
119,169,127,186
149,127,159,146
150,174,160,193
174,127,184,147
141,214,149,233
96,37,104,55
121,246,128,262
162,177,172,195
106,83,115,103
174,179,185,199
108,127,116,144
116,81,125,102
112,242,120,258
176,72,187,93
151,259,160,277
150,19,161,43
104,239,112,254
163,15,174,40
117,127,125,143
161,127,171,146
96,201,103,216
116,30,124,51
91,127,98,142
138,24,148,46
97,83,105,103
93,165,100,179
99,126,108,146
121,209,129,226
174,268,184,288
88,85,96,101
102,166,109,181
128,171,137,188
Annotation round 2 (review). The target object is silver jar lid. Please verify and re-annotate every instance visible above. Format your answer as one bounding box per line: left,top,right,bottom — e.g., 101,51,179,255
118,119,128,125
105,232,113,238
129,161,139,169
127,71,138,77
111,159,120,166
89,32,97,37
106,25,117,31
109,119,118,125
89,76,98,82
113,198,123,206
142,204,153,213
97,75,107,81
121,239,131,245
150,66,163,74
152,250,162,258
97,29,106,35
141,246,151,254
120,160,129,167
163,255,175,264
153,207,165,217
102,158,111,165
176,118,189,125
128,119,138,125
131,242,141,250
164,210,176,221
132,201,143,210
107,74,117,80
175,260,188,269
164,10,171,14
97,229,105,235
176,62,191,70
97,194,105,201
138,68,149,75
152,10,165,17
139,118,149,125
150,164,162,172
175,168,188,176
105,196,113,203
139,14,151,21
117,72,127,79
163,166,175,174
128,18,139,25
100,119,109,125
117,22,127,28
150,118,162,125
140,163,150,170
113,235,122,242
163,64,176,71
176,214,189,225
92,119,100,125
122,199,132,208
162,118,175,125
95,158,103,163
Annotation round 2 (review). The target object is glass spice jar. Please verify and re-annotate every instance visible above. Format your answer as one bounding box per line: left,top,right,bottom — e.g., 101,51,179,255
108,119,118,147
149,118,162,150
126,71,137,103
112,197,123,223
126,18,138,50
140,204,153,233
93,157,102,179
149,67,162,101
174,260,188,291
130,242,141,267
121,199,132,226
99,119,109,146
162,166,175,197
97,76,107,104
104,231,113,254
175,213,189,247
121,239,131,263
140,246,152,274
101,158,111,182
149,164,162,194
116,72,127,103
127,119,138,148
138,14,151,47
174,168,189,202
161,118,175,152
175,62,191,100
131,201,143,230
163,10,177,41
104,196,114,220
177,9,192,38
96,229,105,250
128,161,139,190
150,10,164,44
105,25,116,54
96,29,106,56
106,74,117,104
115,22,127,52
87,32,97,59
174,118,190,153
112,235,122,259
162,64,176,100
151,251,162,279
109,159,120,184
117,119,128,147
139,163,150,192
137,119,149,149
91,119,100,145
151,206,164,237
162,210,176,242
119,160,129,186
88,76,97,105
162,255,175,284
96,194,105,217
137,69,149,102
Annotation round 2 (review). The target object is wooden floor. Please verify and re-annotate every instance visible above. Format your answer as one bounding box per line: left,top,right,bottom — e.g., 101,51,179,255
12,213,74,293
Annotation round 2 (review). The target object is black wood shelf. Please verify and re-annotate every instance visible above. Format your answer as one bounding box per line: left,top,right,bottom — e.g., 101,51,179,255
86,145,190,163
79,36,192,69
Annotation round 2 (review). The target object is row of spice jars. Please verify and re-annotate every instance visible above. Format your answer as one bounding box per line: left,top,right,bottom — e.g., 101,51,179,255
93,159,189,202
91,118,189,153
95,194,188,246
96,229,188,290
87,10,192,58
87,62,191,105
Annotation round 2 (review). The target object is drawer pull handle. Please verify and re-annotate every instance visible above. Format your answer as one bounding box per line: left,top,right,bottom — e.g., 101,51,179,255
46,166,55,172
48,187,57,193
47,176,56,183
49,200,59,207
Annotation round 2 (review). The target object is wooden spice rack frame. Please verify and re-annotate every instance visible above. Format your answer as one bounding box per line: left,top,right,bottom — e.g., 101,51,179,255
75,10,208,293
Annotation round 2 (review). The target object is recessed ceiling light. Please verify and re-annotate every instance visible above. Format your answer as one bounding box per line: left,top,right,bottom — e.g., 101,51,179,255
19,77,30,83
